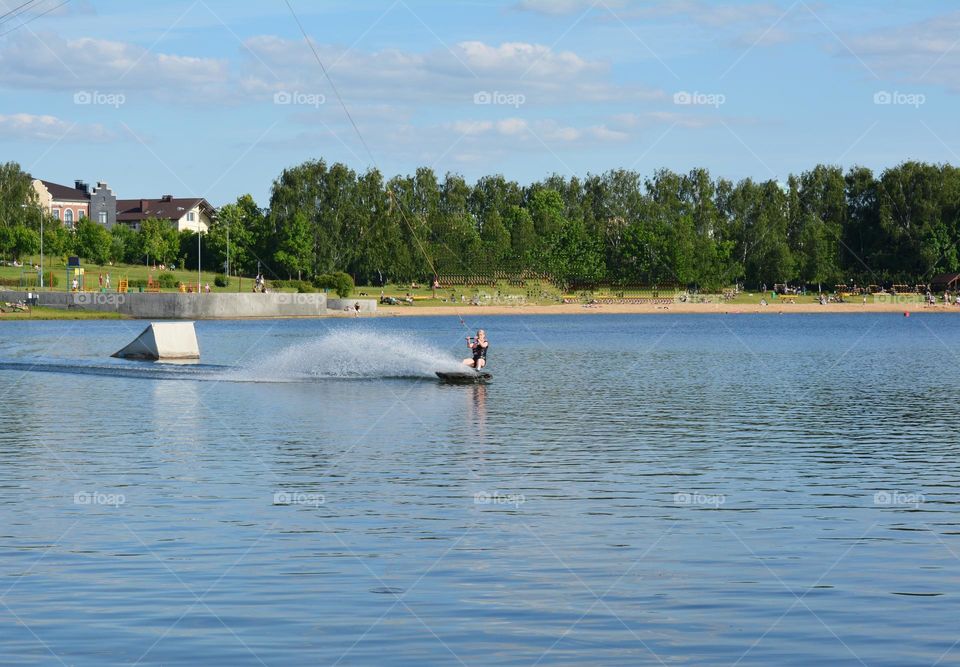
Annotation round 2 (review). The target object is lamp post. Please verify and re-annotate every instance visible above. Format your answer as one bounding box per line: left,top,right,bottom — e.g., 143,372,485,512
197,224,202,293
39,206,43,289
20,203,43,288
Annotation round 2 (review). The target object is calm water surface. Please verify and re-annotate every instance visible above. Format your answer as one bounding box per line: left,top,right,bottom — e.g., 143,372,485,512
0,313,959,666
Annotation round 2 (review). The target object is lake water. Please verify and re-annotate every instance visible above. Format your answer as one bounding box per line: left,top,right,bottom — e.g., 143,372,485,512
0,313,958,666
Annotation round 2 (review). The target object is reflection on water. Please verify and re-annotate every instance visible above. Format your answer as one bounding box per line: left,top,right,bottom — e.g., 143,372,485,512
0,315,959,666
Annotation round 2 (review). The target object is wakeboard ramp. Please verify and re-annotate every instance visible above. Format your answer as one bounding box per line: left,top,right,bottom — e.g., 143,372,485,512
112,322,200,361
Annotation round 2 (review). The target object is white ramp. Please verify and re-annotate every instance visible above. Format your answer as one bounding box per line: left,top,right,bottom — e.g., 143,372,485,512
112,322,200,360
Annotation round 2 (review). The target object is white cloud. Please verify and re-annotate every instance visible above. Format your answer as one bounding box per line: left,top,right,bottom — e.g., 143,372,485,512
457,40,597,78
514,0,625,15
678,1,784,28
515,0,801,49
844,10,960,92
450,120,494,135
0,30,662,109
635,111,725,129
588,125,630,141
516,0,783,27
446,117,627,144
496,118,529,135
239,36,660,105
0,31,229,99
733,25,792,48
0,113,117,142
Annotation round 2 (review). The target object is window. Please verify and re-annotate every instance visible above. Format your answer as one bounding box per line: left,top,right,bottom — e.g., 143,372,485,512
53,209,60,220
187,212,195,222
64,209,74,225
99,211,107,224
78,210,85,219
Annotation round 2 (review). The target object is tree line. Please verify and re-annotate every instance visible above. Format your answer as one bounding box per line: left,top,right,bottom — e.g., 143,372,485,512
2,159,959,290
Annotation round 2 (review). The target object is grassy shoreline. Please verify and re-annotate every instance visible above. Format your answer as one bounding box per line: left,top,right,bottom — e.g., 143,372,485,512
0,306,128,320
2,301,957,321
376,302,960,317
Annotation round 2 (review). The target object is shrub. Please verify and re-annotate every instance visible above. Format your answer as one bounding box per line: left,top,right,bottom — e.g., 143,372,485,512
158,272,177,288
0,274,59,288
313,274,334,290
270,279,314,292
313,272,354,297
332,271,354,298
214,274,229,288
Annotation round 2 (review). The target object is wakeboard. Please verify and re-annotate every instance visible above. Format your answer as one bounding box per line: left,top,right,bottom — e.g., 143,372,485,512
435,370,492,383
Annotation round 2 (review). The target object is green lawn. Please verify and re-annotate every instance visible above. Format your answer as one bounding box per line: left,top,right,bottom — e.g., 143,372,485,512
366,283,934,307
0,305,128,320
2,259,935,307
1,259,256,293
364,281,567,306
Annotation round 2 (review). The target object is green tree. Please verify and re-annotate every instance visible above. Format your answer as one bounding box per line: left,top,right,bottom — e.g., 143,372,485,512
0,162,36,229
208,194,260,275
795,165,844,287
350,169,407,285
43,221,73,260
504,205,536,269
9,225,39,260
273,210,313,279
75,218,113,265
138,218,179,265
543,218,605,288
528,189,565,240
110,224,137,264
479,209,511,267
844,166,880,280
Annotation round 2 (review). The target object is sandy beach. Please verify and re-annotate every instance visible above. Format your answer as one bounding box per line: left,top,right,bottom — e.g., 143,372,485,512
378,301,960,317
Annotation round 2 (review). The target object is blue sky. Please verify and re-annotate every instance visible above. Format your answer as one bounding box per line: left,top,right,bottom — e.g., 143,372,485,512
1,0,958,206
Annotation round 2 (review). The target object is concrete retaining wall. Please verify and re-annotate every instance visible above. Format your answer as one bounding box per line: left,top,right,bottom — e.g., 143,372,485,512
327,298,378,314
1,290,330,319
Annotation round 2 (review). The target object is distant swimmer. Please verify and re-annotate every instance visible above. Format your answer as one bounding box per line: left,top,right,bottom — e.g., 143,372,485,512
463,329,489,370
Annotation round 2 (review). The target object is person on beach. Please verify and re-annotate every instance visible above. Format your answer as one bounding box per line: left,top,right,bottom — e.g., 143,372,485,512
463,330,489,369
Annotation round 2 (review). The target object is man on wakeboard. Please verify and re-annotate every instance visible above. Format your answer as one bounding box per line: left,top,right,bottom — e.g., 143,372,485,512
463,329,489,370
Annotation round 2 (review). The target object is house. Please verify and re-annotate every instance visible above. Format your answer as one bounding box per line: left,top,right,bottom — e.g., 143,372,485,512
89,182,118,228
31,179,91,229
115,195,214,232
930,273,960,293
